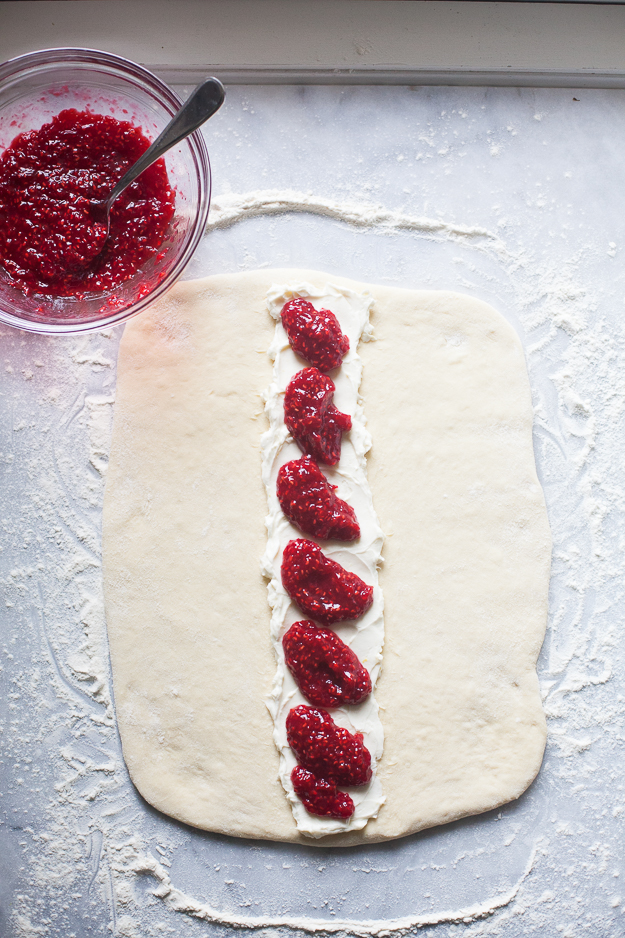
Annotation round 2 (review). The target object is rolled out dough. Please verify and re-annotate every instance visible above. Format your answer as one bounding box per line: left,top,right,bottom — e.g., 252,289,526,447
102,269,551,846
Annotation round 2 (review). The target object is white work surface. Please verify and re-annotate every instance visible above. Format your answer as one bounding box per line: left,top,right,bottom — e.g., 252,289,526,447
1,81,625,937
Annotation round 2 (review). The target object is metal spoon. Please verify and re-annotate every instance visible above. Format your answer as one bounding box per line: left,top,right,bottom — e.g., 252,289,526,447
90,76,225,246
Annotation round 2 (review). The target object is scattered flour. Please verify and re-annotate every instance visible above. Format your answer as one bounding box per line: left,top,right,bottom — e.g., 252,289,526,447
2,186,623,938
207,189,503,249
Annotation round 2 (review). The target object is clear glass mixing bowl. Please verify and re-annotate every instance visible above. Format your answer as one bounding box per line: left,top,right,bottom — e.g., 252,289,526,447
0,48,211,334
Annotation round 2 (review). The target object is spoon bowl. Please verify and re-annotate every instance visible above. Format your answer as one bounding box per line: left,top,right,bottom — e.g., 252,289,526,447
0,48,214,333
90,76,224,251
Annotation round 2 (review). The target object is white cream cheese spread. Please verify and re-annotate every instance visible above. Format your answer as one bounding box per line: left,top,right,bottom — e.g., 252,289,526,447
261,281,386,837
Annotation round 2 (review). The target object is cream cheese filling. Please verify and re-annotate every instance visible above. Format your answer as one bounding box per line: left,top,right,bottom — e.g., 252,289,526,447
261,281,386,837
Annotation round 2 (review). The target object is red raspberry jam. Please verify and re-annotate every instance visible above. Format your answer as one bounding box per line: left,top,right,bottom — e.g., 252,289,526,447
286,704,372,786
281,539,374,625
291,765,354,819
277,456,360,541
281,298,350,371
284,368,351,466
0,109,175,297
283,620,371,708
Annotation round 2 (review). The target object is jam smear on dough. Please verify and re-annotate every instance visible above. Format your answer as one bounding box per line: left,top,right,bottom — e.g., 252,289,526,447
287,704,372,787
0,109,174,297
291,766,354,819
281,297,350,371
275,294,379,826
277,455,360,541
284,368,351,466
281,538,374,626
283,620,371,708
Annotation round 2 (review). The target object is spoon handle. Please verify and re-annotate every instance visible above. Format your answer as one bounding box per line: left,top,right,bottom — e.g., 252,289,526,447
108,77,225,206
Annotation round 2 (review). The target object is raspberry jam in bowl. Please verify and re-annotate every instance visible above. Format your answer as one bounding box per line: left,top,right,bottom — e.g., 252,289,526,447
0,48,211,334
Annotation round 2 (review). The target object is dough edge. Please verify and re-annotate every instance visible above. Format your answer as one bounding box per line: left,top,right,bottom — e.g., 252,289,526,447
102,268,551,847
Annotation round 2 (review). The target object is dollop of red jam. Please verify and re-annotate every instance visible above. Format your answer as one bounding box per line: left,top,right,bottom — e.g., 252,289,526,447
284,368,351,466
281,298,350,371
283,620,371,708
291,765,354,819
277,455,360,541
287,704,372,786
0,108,175,297
281,538,374,625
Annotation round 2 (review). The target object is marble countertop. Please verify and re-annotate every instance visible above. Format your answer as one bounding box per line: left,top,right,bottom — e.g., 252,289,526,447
1,77,625,938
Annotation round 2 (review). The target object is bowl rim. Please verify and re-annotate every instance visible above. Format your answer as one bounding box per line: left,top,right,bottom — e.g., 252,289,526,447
0,47,211,335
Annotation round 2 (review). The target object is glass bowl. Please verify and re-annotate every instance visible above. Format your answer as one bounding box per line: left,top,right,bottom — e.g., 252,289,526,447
0,48,211,334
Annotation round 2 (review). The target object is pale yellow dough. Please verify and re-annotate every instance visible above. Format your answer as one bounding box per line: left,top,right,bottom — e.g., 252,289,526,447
102,269,551,846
